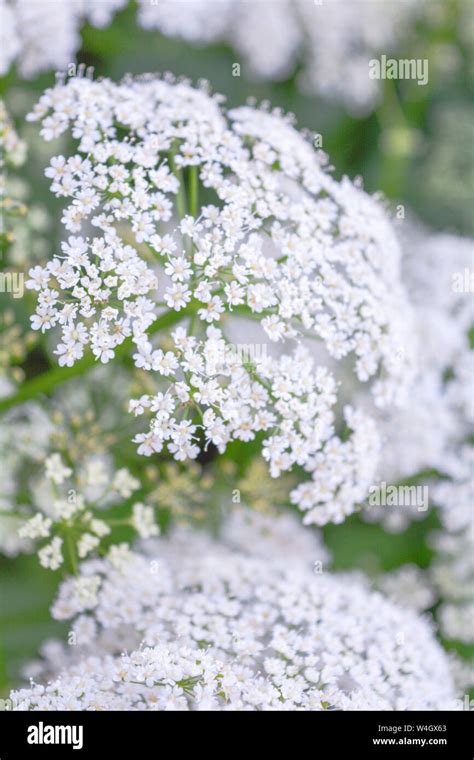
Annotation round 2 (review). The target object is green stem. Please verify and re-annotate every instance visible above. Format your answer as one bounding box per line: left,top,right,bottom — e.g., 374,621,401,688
0,306,197,414
169,154,187,220
189,165,199,218
375,79,413,199
64,528,79,576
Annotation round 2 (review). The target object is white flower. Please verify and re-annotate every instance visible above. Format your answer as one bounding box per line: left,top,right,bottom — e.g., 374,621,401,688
73,575,101,608
44,453,72,485
108,543,133,571
131,503,159,539
90,519,111,538
77,533,100,559
132,432,163,457
111,468,140,498
18,513,52,540
164,283,191,310
38,536,63,570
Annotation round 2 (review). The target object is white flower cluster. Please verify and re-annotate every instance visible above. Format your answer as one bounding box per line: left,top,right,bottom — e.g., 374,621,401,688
0,0,127,78
376,565,436,614
430,446,474,646
0,0,424,112
138,0,420,114
221,506,330,565
381,231,473,480
363,229,473,531
0,99,26,170
291,405,380,525
0,403,54,556
1,99,27,254
131,333,339,475
15,644,307,711
16,448,158,570
13,524,458,711
357,227,473,652
0,366,157,561
25,74,417,524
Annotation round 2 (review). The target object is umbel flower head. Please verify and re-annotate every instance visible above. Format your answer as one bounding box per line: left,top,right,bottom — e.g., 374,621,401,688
26,73,416,524
0,364,161,563
12,521,458,711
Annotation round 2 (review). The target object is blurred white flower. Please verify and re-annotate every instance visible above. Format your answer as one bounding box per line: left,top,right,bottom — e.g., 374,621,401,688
138,0,421,115
376,565,436,614
0,0,127,78
221,505,330,565
363,228,473,531
430,445,474,646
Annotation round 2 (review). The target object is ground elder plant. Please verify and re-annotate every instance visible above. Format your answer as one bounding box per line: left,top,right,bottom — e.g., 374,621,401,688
1,2,472,719
24,73,417,526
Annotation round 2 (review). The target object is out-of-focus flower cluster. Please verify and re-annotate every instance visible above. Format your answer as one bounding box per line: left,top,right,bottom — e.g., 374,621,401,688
0,367,160,563
0,0,126,78
11,518,459,711
363,227,473,531
139,0,421,114
430,446,474,647
355,225,473,684
0,99,27,252
3,0,470,116
0,100,44,394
